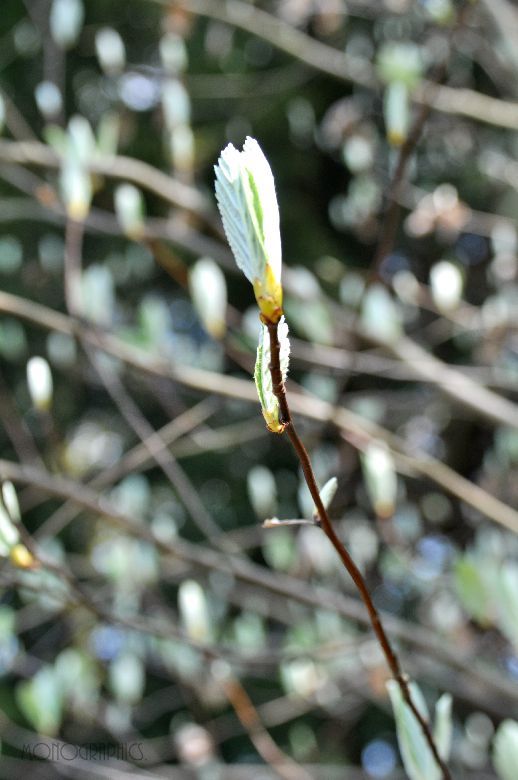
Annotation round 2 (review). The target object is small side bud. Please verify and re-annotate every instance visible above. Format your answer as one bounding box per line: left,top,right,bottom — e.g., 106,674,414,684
50,0,84,50
60,160,92,221
189,257,227,339
95,28,126,76
27,356,53,412
430,260,463,312
114,184,145,240
361,441,397,519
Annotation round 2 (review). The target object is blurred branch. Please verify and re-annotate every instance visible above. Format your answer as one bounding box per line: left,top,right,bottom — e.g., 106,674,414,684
217,673,312,780
414,81,518,129
366,3,470,288
0,139,515,435
165,0,518,130
0,290,516,535
479,0,518,78
167,0,375,87
24,0,66,127
0,371,44,467
85,346,235,551
0,139,211,220
0,458,515,709
169,418,265,459
185,63,313,99
380,334,518,431
33,399,218,537
289,338,518,391
0,195,233,269
0,87,38,140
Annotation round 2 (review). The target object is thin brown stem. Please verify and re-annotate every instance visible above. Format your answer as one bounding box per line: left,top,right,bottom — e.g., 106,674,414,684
218,673,313,780
266,320,451,780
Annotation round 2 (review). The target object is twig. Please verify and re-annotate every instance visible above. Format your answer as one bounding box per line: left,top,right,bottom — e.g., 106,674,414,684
265,320,451,780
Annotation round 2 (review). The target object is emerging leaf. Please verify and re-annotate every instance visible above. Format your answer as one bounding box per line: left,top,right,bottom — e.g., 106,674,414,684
178,579,212,643
493,720,518,780
95,27,126,76
361,441,397,519
316,477,338,514
2,481,20,524
430,260,463,312
454,554,494,625
384,81,409,147
0,501,20,556
496,563,518,650
26,356,53,412
254,316,290,433
214,137,283,322
17,665,64,736
60,159,92,221
50,0,84,50
114,183,145,240
387,679,452,780
247,465,277,519
109,653,145,705
361,284,402,344
433,694,453,763
189,257,227,339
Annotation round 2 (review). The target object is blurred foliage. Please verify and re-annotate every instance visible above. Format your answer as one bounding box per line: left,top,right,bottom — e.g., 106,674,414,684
0,0,517,778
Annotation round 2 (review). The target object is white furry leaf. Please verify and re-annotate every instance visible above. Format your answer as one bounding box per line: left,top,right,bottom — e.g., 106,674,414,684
254,316,290,432
214,137,282,290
